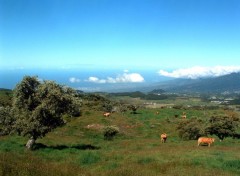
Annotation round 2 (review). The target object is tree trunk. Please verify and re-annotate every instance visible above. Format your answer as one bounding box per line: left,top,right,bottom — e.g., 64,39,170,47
26,137,36,150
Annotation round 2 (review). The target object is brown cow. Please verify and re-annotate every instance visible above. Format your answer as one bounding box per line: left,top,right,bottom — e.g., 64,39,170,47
103,112,111,117
197,137,215,147
161,133,167,143
181,112,187,119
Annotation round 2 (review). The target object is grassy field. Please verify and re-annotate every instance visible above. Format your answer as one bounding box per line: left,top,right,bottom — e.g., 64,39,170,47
0,107,240,176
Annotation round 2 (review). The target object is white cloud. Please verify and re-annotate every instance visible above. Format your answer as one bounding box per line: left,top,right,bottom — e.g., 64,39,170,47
87,77,106,83
116,73,144,83
86,73,144,83
158,66,240,79
69,77,81,83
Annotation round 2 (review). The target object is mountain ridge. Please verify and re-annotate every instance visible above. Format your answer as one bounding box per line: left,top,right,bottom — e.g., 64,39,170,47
153,72,240,93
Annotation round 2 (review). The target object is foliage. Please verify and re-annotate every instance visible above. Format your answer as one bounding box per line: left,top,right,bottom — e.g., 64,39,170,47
109,91,145,98
9,76,82,149
0,89,13,107
0,106,15,135
145,93,168,100
102,102,113,112
118,103,128,114
177,118,206,140
128,105,140,114
81,93,113,111
205,115,240,140
109,91,168,100
148,89,166,94
172,105,185,110
103,125,119,140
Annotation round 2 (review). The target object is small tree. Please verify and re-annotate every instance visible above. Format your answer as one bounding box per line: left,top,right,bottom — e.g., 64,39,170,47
177,118,206,140
205,115,240,141
12,76,81,149
103,126,119,140
128,105,140,114
102,102,113,113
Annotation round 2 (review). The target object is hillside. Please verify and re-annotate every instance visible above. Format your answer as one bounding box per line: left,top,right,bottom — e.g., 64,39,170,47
1,84,240,175
0,106,240,175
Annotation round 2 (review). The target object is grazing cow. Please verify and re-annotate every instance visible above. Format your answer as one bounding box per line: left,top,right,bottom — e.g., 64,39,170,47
197,137,215,147
181,112,187,119
155,111,159,115
161,133,167,143
103,112,111,117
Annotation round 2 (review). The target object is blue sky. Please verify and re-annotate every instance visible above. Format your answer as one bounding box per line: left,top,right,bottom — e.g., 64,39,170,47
1,0,240,89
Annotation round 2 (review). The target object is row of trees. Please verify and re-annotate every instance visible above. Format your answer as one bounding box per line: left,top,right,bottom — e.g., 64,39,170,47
0,76,82,149
109,91,168,100
177,115,240,141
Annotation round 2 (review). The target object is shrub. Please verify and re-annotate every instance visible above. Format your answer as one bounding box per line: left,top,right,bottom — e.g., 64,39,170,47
176,118,206,140
103,126,119,140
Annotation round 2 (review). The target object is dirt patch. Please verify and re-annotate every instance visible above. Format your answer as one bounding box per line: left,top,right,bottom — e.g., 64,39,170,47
86,124,104,130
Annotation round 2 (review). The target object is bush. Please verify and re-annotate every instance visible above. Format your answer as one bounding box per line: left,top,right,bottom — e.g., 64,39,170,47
103,126,119,140
176,118,206,140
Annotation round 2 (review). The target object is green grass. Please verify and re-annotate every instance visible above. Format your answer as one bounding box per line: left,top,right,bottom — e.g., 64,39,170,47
0,107,240,175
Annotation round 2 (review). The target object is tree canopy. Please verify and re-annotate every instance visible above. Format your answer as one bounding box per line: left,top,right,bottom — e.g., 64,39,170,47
4,76,82,149
205,115,240,141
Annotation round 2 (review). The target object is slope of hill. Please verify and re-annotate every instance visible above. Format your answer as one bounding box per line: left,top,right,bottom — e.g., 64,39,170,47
0,107,240,175
151,73,240,93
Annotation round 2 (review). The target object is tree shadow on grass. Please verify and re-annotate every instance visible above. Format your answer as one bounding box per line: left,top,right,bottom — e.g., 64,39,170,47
130,112,142,114
33,143,101,150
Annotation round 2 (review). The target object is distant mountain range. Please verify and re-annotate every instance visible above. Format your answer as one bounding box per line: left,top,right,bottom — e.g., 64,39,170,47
1,73,240,94
148,72,240,93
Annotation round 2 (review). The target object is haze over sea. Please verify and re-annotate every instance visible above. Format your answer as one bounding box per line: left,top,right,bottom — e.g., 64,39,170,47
0,67,171,92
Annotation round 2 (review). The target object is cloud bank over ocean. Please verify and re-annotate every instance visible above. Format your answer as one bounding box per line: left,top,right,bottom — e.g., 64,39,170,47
86,72,144,83
158,66,240,79
2,66,240,91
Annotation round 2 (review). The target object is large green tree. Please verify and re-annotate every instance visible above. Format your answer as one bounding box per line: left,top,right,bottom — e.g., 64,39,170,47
12,76,81,149
205,115,240,141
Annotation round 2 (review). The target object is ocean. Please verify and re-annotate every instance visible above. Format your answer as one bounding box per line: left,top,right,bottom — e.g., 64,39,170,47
0,68,171,92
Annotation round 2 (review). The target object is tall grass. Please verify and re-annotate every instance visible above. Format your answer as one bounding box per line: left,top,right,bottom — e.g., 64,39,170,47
0,152,93,176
